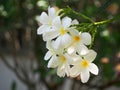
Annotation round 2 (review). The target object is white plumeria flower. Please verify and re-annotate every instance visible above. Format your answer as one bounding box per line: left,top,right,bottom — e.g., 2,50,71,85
43,16,73,49
47,53,73,77
70,50,99,83
37,6,58,35
67,30,91,55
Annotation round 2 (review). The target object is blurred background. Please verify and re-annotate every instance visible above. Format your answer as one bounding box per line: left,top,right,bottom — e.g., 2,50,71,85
0,0,120,90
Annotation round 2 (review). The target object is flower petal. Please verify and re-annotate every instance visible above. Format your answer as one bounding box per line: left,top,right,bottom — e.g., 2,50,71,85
37,25,48,35
88,63,99,75
77,44,89,55
84,50,97,62
44,51,52,60
57,65,66,77
61,34,72,48
65,53,76,64
43,30,60,41
71,19,79,25
81,32,91,45
39,12,49,24
69,29,79,36
53,16,61,28
48,7,56,19
46,41,52,49
70,66,80,77
67,46,76,54
80,70,90,83
53,36,61,49
47,55,58,68
65,65,70,77
62,17,72,28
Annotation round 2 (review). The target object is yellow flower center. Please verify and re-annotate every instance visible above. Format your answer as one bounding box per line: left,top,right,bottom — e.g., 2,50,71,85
66,36,80,50
60,55,66,63
73,36,80,42
81,60,89,68
60,28,66,35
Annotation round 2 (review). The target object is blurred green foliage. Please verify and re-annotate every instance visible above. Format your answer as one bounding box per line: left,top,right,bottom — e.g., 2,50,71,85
0,0,120,90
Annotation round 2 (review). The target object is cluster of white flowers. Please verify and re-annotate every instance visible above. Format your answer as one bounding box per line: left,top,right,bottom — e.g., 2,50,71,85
37,6,99,83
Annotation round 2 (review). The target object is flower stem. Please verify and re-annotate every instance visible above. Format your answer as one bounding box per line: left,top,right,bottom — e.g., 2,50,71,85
94,14,120,25
64,6,94,23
